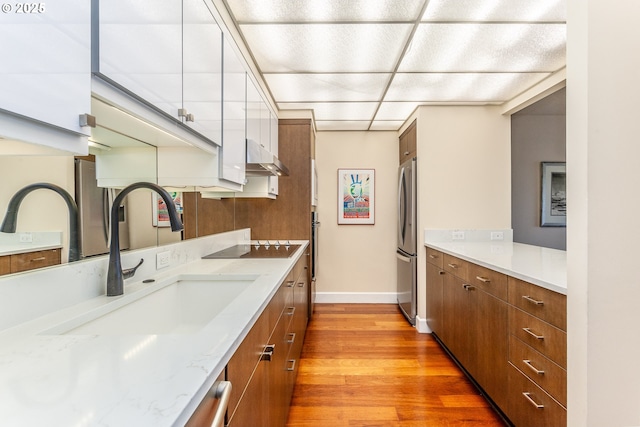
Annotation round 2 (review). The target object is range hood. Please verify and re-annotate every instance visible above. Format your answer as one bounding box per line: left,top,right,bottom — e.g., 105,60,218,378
245,139,289,177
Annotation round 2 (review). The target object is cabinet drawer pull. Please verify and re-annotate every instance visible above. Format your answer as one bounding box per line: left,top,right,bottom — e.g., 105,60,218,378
522,392,544,409
287,359,296,371
261,344,275,361
287,307,296,316
439,271,445,275
287,333,296,344
30,256,47,262
522,327,544,340
286,281,295,288
429,254,439,259
297,281,304,287
522,295,544,305
475,276,490,283
523,359,545,375
447,263,458,269
462,284,475,291
209,381,232,427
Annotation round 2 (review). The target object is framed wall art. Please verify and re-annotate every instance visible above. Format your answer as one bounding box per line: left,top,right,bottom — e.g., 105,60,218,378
337,168,375,225
541,162,566,227
152,191,183,227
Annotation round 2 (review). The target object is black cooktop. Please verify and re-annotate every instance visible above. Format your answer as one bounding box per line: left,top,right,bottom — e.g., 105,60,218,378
203,243,301,259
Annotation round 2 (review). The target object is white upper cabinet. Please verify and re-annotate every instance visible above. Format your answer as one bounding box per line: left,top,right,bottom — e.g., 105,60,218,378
97,0,183,121
96,0,223,146
246,78,262,147
220,35,247,186
0,2,91,153
182,0,222,144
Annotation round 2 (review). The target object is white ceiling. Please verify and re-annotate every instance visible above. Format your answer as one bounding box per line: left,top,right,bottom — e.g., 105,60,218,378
221,0,566,131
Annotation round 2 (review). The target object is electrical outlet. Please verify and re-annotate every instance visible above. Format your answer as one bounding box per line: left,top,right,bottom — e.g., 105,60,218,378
490,231,504,241
156,251,171,269
452,231,465,240
19,233,33,243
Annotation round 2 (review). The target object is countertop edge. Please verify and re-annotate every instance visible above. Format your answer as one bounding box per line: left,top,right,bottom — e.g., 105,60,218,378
425,241,567,295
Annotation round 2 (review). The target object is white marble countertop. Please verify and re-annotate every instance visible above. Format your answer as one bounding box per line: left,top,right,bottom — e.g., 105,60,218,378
0,231,63,256
0,242,307,426
424,240,566,294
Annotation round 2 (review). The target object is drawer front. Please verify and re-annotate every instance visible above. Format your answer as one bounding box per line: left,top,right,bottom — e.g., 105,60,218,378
509,277,567,331
507,363,566,427
469,263,507,301
443,254,469,281
426,247,444,268
509,335,566,407
0,255,10,276
509,307,567,368
10,249,61,273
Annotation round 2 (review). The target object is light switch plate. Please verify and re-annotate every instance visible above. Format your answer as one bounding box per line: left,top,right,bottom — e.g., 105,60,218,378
19,233,33,243
452,231,465,240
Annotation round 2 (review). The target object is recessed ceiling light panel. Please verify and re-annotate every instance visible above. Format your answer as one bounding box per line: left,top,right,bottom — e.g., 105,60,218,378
264,73,391,102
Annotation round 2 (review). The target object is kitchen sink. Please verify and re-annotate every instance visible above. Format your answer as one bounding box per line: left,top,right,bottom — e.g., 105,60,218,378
41,274,258,335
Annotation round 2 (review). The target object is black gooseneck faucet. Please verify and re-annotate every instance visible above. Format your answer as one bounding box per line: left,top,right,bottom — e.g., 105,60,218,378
106,182,183,297
0,183,81,262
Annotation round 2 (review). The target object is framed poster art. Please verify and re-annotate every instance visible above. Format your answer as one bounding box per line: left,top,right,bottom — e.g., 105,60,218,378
152,191,183,227
337,168,375,225
540,162,566,227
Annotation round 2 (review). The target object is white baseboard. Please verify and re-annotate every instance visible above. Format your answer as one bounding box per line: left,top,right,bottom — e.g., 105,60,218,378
315,292,398,304
415,315,431,334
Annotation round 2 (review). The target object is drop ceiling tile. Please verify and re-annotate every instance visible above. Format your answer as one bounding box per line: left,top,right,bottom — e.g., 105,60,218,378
422,0,566,22
279,102,378,121
375,102,422,120
265,73,390,102
385,73,552,102
227,0,425,22
316,121,371,131
240,23,413,72
370,121,405,131
399,23,565,72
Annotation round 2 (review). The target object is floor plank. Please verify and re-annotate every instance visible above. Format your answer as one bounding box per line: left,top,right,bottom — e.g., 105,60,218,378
286,303,507,427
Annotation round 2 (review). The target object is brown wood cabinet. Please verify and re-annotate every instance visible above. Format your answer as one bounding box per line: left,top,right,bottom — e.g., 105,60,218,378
0,248,62,277
426,247,566,426
425,247,444,334
225,254,308,427
399,119,417,163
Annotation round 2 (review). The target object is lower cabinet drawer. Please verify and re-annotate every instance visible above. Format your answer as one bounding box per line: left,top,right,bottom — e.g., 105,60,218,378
509,306,567,368
509,335,566,407
507,363,566,427
10,249,61,273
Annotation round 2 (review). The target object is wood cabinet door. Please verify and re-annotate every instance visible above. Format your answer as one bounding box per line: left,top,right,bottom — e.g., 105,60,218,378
442,273,477,375
0,256,10,276
425,262,444,334
474,290,508,410
399,120,417,163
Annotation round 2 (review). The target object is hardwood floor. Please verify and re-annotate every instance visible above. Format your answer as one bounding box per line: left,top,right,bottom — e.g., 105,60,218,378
286,304,507,427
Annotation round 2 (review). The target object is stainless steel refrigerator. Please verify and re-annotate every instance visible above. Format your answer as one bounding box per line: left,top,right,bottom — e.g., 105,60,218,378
75,159,129,258
397,157,417,325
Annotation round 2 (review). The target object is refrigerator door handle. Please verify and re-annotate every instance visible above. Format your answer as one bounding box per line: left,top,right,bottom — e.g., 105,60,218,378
398,167,406,245
396,252,411,263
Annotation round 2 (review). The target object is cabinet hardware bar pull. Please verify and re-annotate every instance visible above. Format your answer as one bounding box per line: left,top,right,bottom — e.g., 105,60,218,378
439,271,445,275
287,359,296,371
475,276,491,283
522,392,544,409
209,381,232,427
286,281,295,288
30,257,47,262
522,295,544,305
261,350,274,362
287,307,295,316
522,327,544,340
462,284,475,291
297,282,304,287
287,333,296,344
523,359,545,375
429,254,438,259
447,263,458,269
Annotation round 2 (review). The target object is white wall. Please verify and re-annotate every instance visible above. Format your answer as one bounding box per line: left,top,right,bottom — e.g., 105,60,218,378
0,156,75,262
405,105,511,321
315,131,398,301
567,1,640,425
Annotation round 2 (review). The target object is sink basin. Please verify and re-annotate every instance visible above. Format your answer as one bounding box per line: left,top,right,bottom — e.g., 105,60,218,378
42,274,258,335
